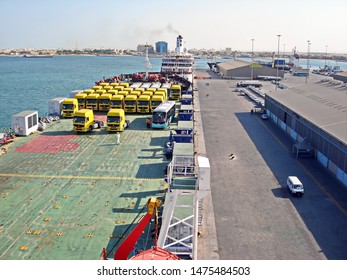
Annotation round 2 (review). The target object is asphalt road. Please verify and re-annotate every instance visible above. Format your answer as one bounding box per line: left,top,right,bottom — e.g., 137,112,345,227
196,72,347,260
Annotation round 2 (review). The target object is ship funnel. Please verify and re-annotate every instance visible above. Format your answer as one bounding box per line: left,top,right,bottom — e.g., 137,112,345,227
175,35,185,54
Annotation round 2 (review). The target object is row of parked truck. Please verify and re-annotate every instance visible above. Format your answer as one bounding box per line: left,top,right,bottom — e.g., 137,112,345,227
51,82,183,119
74,82,182,114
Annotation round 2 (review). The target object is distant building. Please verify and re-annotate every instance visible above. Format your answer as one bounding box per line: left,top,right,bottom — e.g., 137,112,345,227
137,44,154,54
226,48,232,55
156,41,168,54
218,59,285,79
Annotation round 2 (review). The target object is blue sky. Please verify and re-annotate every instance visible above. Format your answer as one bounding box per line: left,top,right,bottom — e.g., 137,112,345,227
1,0,346,53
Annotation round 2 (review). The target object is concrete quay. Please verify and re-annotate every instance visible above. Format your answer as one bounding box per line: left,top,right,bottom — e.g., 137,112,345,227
195,70,347,260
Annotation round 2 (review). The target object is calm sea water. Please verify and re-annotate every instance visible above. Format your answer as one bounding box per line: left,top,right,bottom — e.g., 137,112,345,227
0,55,346,129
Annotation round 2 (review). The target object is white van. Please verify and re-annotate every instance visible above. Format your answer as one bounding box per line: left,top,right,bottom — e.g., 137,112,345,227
287,176,304,196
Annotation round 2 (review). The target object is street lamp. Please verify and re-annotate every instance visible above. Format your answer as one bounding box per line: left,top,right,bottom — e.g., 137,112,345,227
276,34,281,90
325,45,328,67
251,39,254,80
306,40,310,84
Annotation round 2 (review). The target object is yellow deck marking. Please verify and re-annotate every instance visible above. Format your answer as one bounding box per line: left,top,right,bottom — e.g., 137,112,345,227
0,173,163,181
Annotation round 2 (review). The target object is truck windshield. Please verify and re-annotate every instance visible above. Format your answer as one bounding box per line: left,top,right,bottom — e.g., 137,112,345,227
152,101,161,106
125,101,135,105
63,104,74,109
294,185,303,190
73,117,86,123
111,101,121,105
138,101,149,106
86,99,96,104
99,99,110,104
107,116,120,123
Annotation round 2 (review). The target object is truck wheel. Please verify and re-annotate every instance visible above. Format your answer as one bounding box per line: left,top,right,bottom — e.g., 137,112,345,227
89,126,92,132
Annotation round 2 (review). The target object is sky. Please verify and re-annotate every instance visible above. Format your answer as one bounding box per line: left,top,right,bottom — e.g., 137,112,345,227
1,0,347,54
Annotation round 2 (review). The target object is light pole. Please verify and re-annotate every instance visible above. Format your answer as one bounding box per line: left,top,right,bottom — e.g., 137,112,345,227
306,40,310,84
251,39,254,80
276,35,281,90
325,45,328,67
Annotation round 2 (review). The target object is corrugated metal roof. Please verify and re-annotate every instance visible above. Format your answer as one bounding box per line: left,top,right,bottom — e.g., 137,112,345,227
333,71,347,78
218,59,252,70
266,82,347,144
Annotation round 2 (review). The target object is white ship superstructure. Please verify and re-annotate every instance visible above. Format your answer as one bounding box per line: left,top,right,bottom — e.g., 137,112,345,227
161,35,194,83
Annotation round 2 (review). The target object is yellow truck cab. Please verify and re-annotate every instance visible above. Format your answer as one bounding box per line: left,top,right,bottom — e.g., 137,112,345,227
130,90,141,97
110,82,119,87
170,84,181,100
124,95,138,113
98,93,112,111
156,88,168,100
137,95,151,113
135,88,145,94
123,87,133,94
147,88,157,94
92,85,103,91
95,89,106,96
106,109,130,132
73,109,104,133
61,98,78,118
142,91,154,97
85,93,100,111
99,82,109,87
114,85,125,92
117,90,129,97
151,95,164,112
103,85,113,92
107,90,118,96
83,89,95,95
110,95,124,109
119,82,129,88
74,93,87,109
153,91,166,101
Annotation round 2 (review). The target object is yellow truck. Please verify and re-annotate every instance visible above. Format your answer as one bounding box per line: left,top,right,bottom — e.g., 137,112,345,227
74,92,87,109
106,109,130,132
61,98,78,118
124,95,138,113
170,84,181,100
73,109,104,133
85,93,100,111
137,95,151,113
110,95,124,109
83,89,95,95
98,93,112,111
156,88,168,100
142,91,154,97
150,95,164,112
92,85,103,91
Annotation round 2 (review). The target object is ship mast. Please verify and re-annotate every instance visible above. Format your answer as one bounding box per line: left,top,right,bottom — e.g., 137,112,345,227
145,44,151,79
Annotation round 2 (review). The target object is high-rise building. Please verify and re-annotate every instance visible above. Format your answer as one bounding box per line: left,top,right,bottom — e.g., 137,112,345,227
155,41,168,54
137,44,154,54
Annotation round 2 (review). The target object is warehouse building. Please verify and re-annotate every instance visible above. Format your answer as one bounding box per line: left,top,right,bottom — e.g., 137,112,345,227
217,59,285,79
332,71,347,83
264,80,347,186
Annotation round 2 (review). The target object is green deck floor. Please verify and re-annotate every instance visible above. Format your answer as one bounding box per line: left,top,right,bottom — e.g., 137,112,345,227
0,116,170,259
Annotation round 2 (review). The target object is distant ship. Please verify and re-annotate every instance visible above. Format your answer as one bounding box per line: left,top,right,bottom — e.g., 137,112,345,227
161,35,194,83
23,54,53,58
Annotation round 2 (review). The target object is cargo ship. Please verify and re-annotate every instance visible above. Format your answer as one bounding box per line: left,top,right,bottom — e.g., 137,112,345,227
0,36,209,260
